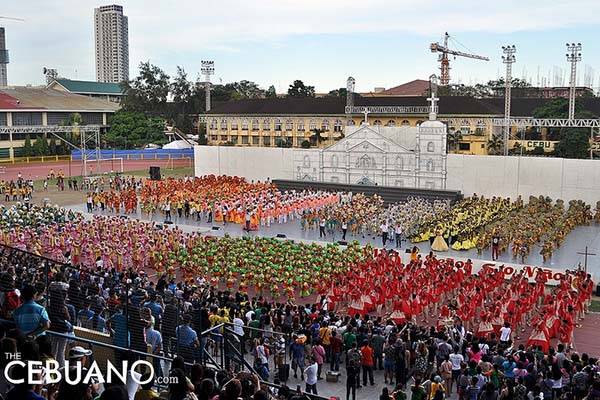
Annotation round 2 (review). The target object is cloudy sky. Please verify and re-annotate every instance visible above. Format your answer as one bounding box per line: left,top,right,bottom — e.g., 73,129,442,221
3,0,600,92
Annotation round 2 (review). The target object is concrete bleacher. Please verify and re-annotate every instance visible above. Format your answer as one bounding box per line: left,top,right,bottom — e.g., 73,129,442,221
273,179,463,204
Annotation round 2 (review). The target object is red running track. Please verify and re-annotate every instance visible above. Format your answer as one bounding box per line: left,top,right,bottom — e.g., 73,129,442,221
0,158,193,181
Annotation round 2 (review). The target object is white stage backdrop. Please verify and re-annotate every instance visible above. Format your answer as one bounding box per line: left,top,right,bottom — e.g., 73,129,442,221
194,146,600,205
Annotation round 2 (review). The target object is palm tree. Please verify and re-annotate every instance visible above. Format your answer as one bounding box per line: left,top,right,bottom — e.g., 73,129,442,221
447,129,462,153
310,128,327,146
487,134,504,155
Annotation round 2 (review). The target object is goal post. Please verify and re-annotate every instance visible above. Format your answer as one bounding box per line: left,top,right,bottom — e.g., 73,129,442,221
83,157,124,176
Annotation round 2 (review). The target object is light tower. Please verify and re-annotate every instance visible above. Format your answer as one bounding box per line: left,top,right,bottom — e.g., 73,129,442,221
566,43,582,120
502,45,516,156
201,60,214,112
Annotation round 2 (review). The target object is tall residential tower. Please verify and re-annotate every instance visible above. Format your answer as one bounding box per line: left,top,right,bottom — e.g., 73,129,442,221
0,28,8,87
94,4,129,83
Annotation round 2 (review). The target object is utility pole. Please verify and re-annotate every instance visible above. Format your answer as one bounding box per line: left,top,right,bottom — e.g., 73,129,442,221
201,60,214,112
502,45,516,156
566,43,582,120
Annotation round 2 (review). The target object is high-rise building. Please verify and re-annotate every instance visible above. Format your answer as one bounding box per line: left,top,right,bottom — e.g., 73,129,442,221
94,4,129,83
0,28,8,87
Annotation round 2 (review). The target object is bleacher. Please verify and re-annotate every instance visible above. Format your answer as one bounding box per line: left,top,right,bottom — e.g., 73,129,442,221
273,179,463,204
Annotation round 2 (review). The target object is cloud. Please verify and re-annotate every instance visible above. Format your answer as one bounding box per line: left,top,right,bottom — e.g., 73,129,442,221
2,0,600,87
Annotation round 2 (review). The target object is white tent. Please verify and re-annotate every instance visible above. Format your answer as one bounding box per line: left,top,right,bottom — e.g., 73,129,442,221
162,139,197,149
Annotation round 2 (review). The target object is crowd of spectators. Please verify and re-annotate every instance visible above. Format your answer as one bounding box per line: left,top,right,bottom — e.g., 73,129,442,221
0,244,600,400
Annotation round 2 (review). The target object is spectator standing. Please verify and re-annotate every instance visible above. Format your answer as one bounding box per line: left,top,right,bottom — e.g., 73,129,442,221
304,356,318,395
13,285,50,338
361,340,375,386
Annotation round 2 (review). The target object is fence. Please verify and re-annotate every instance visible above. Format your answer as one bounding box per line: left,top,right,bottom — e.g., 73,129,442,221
0,155,73,164
0,243,329,400
71,149,194,161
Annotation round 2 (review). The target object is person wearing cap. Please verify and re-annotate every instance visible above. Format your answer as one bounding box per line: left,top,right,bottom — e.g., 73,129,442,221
56,346,98,400
13,285,50,338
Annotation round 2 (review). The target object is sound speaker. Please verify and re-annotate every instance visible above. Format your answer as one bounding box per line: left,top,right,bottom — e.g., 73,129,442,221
276,234,286,238
164,220,173,225
211,226,220,231
155,224,163,230
149,166,161,181
596,284,600,297
337,241,348,246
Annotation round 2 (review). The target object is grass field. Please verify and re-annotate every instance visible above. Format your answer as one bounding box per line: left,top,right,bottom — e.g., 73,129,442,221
590,299,600,312
6,166,195,207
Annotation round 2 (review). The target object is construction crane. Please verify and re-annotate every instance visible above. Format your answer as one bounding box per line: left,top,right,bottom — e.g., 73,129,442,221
0,16,25,22
430,32,489,86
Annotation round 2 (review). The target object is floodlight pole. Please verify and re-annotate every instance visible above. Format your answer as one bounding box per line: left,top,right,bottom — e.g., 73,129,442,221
201,60,215,112
566,43,582,121
502,45,516,156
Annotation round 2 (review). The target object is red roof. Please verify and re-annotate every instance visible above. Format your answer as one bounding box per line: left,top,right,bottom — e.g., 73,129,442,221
0,92,45,110
378,79,430,96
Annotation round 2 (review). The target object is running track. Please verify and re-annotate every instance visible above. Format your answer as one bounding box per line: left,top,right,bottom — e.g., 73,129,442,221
1,158,193,181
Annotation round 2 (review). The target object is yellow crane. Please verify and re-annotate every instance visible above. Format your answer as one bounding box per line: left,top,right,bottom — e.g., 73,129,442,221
430,32,489,86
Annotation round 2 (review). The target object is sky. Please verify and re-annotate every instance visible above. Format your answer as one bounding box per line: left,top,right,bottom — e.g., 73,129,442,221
3,0,600,93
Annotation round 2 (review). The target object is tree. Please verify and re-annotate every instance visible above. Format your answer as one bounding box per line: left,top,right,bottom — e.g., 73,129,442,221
49,137,57,156
275,138,292,148
554,128,590,159
287,80,315,98
487,134,504,155
231,80,264,99
447,129,463,152
265,85,277,98
310,128,327,146
105,110,165,149
33,136,50,156
326,88,347,98
22,135,33,157
121,61,171,117
532,98,597,159
301,140,311,148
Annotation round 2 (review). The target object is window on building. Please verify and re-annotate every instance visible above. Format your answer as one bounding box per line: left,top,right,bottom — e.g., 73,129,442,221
220,119,227,130
231,120,238,130
373,120,382,126
427,142,435,152
297,120,305,131
396,156,403,170
348,119,356,126
285,119,293,131
230,135,238,144
401,120,410,126
252,136,260,145
252,119,259,131
241,119,249,130
309,119,317,131
263,136,271,146
209,119,217,130
426,160,434,172
321,120,330,131
460,143,471,151
263,119,270,131
461,126,471,135
333,119,343,132
416,120,424,125
242,136,249,144
210,135,218,141
274,119,282,131
386,120,396,126
220,135,228,141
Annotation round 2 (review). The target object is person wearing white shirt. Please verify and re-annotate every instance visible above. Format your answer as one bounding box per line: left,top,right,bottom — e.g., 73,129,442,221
380,222,389,246
499,322,512,344
304,356,319,394
395,224,403,248
341,220,348,240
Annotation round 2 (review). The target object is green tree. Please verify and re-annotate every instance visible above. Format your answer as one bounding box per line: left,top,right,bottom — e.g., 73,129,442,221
287,80,315,98
49,136,57,156
231,80,264,99
447,129,463,152
22,135,33,157
33,136,50,156
121,61,171,117
105,110,165,149
326,88,348,98
265,85,277,98
554,128,590,159
487,134,504,155
310,128,327,146
301,140,311,148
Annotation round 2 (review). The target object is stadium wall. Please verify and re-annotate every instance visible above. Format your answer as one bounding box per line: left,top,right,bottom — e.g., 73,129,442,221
194,146,600,204
71,149,194,161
